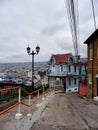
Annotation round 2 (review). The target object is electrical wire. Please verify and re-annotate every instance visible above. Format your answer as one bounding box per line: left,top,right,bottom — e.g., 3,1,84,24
64,0,79,56
91,0,96,30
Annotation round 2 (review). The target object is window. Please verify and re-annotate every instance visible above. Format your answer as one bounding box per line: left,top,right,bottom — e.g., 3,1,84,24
85,65,87,73
97,38,98,58
60,65,63,72
90,43,93,60
88,74,92,84
79,65,81,74
52,65,55,73
74,65,76,72
74,78,77,85
68,65,71,72
68,78,71,85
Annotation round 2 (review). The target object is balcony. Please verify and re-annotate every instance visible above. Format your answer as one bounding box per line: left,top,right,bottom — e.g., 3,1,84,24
47,72,67,77
67,72,73,77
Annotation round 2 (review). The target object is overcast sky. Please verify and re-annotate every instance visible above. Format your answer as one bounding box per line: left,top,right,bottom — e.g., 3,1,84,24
0,0,98,63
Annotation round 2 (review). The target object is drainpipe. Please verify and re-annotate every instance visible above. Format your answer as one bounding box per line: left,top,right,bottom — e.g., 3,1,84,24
78,62,80,94
92,40,94,97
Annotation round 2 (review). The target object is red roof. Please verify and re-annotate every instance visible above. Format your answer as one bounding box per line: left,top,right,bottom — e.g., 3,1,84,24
52,53,72,63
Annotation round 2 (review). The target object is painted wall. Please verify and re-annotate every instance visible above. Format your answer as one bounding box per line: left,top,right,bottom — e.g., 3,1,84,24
48,64,67,74
79,82,88,96
48,56,87,93
65,77,79,90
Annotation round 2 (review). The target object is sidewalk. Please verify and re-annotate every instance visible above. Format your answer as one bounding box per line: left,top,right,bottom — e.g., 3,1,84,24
31,93,98,130
1,92,98,130
0,93,53,130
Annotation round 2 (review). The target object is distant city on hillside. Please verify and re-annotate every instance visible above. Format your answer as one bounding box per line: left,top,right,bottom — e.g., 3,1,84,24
0,61,49,86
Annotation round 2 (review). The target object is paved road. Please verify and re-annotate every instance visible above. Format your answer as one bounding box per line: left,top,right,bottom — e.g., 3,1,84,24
31,93,98,130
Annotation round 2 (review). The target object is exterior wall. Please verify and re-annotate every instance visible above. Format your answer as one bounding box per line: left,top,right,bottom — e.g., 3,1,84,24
66,63,87,92
72,64,79,75
48,76,56,86
93,38,98,96
48,58,66,89
87,36,98,97
66,77,79,90
81,65,86,75
79,82,88,96
66,63,79,91
87,41,92,96
48,63,67,75
48,55,87,93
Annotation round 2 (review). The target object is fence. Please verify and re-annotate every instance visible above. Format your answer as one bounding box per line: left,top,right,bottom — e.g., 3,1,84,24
0,85,53,119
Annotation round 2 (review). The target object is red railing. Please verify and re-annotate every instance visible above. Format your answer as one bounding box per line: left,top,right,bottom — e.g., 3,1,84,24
0,86,51,116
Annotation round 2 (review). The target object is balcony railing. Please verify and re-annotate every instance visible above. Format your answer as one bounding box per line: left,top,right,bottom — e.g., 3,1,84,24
47,72,67,76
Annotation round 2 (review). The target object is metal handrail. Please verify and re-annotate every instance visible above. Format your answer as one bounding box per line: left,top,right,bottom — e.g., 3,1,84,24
0,86,49,116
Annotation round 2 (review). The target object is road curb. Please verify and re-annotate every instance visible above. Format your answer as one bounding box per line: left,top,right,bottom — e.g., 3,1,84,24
78,94,98,105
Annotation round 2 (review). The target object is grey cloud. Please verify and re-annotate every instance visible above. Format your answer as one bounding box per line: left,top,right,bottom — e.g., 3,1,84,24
56,37,73,50
54,6,67,20
5,53,28,63
11,53,26,59
79,0,98,26
0,0,97,62
80,44,87,57
41,23,66,36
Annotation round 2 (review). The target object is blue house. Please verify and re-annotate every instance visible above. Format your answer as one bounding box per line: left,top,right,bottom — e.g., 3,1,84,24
47,53,87,92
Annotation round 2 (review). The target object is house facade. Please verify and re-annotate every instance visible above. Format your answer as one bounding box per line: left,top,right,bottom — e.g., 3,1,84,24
47,53,87,92
47,53,72,91
84,29,98,97
66,57,87,92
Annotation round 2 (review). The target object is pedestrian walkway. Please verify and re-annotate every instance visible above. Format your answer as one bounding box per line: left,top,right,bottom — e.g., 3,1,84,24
1,92,98,130
31,93,98,130
0,89,54,130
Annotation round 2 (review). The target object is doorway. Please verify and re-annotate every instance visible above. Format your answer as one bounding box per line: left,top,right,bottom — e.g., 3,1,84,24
97,78,98,96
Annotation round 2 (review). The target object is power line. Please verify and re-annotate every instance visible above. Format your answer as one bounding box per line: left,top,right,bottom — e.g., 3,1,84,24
91,0,96,30
64,0,79,56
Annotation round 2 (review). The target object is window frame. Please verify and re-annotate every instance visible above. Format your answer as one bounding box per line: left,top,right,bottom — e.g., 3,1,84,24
97,38,98,59
68,78,71,85
90,42,93,60
88,74,92,84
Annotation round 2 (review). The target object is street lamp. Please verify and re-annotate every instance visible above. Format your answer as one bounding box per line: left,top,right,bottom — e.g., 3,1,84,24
26,45,40,91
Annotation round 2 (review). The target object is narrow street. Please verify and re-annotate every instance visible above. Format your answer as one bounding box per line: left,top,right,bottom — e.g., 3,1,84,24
31,93,98,130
